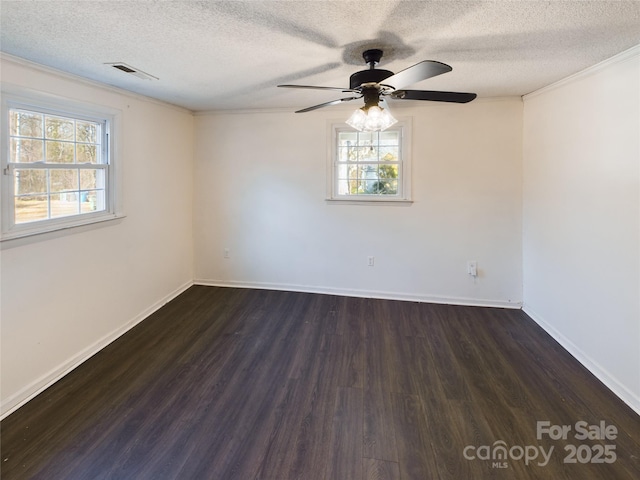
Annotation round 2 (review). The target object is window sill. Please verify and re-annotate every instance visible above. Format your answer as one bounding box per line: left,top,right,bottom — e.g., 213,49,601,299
1,212,126,244
325,198,413,206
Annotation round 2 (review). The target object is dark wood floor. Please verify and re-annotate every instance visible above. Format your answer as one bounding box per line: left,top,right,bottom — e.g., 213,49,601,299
2,286,639,479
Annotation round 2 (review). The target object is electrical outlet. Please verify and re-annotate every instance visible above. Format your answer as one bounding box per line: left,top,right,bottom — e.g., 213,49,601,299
467,260,477,277
367,256,375,267
224,248,230,259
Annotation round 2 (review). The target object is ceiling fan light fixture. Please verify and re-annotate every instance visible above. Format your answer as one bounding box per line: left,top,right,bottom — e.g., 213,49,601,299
346,105,397,132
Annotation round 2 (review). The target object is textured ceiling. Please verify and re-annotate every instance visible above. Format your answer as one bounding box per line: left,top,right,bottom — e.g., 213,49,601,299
1,1,639,112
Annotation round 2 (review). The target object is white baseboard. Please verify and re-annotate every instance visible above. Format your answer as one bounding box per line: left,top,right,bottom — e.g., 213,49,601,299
194,278,522,309
0,280,194,420
523,304,640,416
5,281,635,421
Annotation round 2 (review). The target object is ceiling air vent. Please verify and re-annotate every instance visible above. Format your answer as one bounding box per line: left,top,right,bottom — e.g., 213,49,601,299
105,62,158,80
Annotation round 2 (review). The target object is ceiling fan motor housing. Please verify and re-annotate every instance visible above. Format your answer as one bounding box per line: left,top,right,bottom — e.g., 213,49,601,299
349,69,394,90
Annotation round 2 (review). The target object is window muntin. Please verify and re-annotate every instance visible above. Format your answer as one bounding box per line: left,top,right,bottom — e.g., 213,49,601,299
330,121,411,202
2,93,119,240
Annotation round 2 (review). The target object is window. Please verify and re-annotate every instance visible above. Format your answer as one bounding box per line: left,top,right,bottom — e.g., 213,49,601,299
328,120,411,203
1,90,121,240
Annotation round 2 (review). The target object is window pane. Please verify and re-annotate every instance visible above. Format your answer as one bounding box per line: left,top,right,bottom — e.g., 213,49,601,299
15,195,48,223
81,189,105,212
45,115,74,140
10,138,44,163
359,164,377,180
80,169,104,190
357,146,377,161
338,146,357,162
338,131,358,146
15,169,47,195
50,193,79,218
76,121,99,143
77,144,98,164
345,164,358,180
362,177,379,193
376,180,396,194
358,131,377,145
379,130,399,146
379,164,398,179
336,163,348,179
50,169,79,192
46,140,75,163
10,110,43,138
380,179,398,194
379,146,399,162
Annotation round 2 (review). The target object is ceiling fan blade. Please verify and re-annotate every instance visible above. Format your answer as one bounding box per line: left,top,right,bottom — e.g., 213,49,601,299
382,61,452,90
391,90,477,103
279,84,358,93
295,96,361,113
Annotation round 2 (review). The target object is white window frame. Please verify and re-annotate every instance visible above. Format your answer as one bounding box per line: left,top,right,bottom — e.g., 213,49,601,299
326,118,412,204
1,87,123,241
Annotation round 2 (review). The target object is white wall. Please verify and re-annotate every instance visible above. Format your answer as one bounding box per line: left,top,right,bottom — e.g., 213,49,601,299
0,56,195,417
522,47,640,412
194,99,523,307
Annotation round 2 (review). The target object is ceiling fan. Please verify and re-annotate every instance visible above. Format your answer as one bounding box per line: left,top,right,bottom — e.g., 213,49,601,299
278,49,476,130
